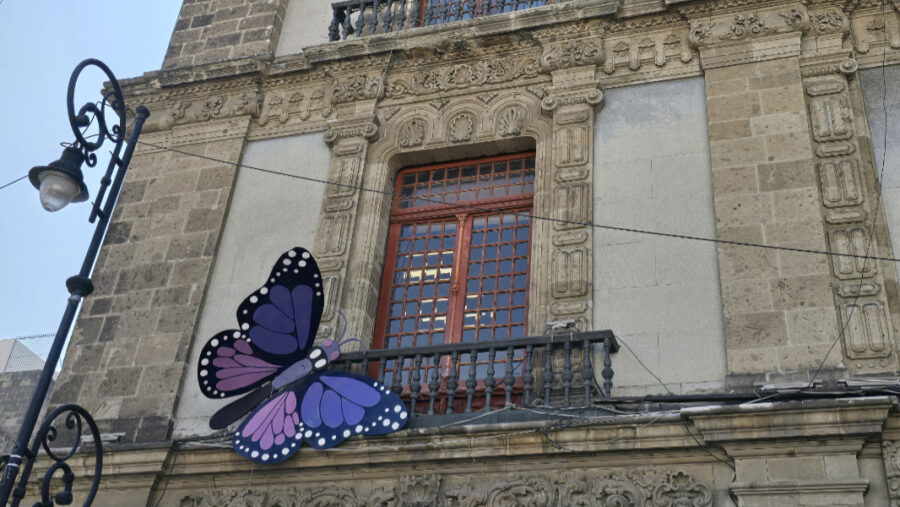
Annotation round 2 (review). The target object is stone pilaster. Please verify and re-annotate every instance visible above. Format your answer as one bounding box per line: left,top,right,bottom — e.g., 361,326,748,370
799,50,899,373
317,116,380,343
533,33,604,397
690,4,846,381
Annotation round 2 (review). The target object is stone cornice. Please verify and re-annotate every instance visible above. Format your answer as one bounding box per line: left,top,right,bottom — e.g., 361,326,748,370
682,396,896,443
114,0,900,140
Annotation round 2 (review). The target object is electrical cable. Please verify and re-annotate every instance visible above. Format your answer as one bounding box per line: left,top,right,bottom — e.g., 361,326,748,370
134,138,900,264
0,175,27,191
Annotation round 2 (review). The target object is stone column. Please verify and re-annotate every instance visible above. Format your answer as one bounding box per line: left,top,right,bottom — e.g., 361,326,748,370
689,5,849,382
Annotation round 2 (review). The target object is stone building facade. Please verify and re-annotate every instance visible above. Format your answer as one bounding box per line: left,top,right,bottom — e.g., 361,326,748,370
24,0,900,505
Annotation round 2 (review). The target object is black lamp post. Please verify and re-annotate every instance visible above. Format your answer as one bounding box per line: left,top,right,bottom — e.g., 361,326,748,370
0,59,149,506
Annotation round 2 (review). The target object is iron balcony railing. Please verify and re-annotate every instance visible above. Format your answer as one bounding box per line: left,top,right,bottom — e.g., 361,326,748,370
329,0,557,41
334,330,618,423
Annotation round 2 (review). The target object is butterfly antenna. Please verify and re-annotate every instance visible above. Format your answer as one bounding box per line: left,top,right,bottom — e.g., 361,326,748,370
336,310,349,341
338,337,368,356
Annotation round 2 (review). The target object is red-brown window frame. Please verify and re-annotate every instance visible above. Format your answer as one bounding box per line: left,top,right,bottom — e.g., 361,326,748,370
373,152,536,354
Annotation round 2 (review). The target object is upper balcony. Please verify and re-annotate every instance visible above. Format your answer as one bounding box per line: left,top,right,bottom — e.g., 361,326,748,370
328,0,558,41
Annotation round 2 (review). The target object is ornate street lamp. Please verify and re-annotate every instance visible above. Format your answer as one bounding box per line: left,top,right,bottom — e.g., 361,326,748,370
0,59,149,506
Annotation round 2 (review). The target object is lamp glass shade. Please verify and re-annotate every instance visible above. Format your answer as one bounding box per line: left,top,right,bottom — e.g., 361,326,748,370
38,172,81,212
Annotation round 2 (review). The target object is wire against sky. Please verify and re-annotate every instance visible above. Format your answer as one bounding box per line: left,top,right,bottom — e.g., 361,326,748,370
135,139,900,264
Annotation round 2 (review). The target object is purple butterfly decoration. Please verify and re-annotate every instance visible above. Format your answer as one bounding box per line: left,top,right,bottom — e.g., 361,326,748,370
197,247,408,464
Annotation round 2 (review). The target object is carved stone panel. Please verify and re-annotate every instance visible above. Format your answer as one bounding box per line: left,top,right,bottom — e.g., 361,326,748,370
552,247,588,298
809,95,853,142
553,183,590,231
829,227,878,280
818,158,865,208
841,299,892,361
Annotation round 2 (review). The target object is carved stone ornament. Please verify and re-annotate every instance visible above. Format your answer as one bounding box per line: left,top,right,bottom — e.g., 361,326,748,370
387,57,540,97
883,440,900,503
448,112,475,143
176,469,713,507
812,10,848,34
398,118,426,147
688,6,811,47
498,107,525,137
194,94,226,121
541,88,604,113
331,74,383,104
323,121,379,145
541,37,604,71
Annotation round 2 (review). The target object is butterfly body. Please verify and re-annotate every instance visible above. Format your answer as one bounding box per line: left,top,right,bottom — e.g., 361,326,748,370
197,247,408,464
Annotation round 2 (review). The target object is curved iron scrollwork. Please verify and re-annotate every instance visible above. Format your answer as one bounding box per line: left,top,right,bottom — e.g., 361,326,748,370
11,404,102,507
66,59,126,168
65,59,128,225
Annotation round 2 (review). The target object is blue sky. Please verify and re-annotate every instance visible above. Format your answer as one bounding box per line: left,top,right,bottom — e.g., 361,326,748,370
0,1,183,339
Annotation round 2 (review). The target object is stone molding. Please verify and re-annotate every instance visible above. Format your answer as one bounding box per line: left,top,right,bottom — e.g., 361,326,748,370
115,0,900,143
174,469,713,507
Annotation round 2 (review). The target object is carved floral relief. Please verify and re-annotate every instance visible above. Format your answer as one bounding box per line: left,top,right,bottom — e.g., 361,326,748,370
176,469,714,507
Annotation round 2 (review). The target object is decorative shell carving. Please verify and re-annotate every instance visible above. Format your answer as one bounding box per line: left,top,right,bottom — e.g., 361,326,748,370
398,118,426,147
498,107,524,137
448,113,475,143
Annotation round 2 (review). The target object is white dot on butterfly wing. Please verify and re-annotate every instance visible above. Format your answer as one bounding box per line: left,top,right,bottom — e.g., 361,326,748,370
294,433,302,440
314,274,319,279
401,412,408,419
276,272,282,277
294,269,299,273
201,359,209,366
291,443,296,448
394,404,402,413
315,283,320,288
262,454,269,461
200,370,208,377
249,296,258,304
219,393,225,397
211,339,219,347
318,438,326,446
283,259,291,266
331,435,336,440
392,422,400,430
270,278,275,283
288,250,297,258
251,451,259,458
205,351,211,356
302,251,310,259
304,430,312,438
315,432,320,437
260,288,268,295
343,429,351,438
355,425,363,433
241,323,249,330
282,448,290,455
383,419,390,427
233,331,241,338
378,416,383,421
316,292,321,296
299,260,307,267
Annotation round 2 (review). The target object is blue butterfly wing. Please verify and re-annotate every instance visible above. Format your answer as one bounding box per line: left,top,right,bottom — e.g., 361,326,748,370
198,247,324,399
232,371,408,463
298,371,408,450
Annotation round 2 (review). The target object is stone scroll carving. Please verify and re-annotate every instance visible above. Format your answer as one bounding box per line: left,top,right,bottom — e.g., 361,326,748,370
884,440,900,506
688,6,811,47
176,469,713,507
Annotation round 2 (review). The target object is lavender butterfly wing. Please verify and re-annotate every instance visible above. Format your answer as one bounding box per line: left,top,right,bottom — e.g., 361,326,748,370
198,247,325,399
233,372,408,463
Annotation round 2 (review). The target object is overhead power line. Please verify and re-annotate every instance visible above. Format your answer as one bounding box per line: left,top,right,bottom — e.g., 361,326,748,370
134,139,900,264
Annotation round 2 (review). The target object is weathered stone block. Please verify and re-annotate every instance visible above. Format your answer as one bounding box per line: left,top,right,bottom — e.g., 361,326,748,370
771,275,834,310
726,312,789,349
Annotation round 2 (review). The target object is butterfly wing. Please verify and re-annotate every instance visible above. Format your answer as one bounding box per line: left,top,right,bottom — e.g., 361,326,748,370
198,247,325,399
232,371,408,463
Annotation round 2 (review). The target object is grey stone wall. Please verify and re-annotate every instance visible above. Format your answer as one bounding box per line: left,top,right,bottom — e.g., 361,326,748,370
860,65,900,285
593,77,727,395
172,133,330,438
164,0,291,69
0,370,43,449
